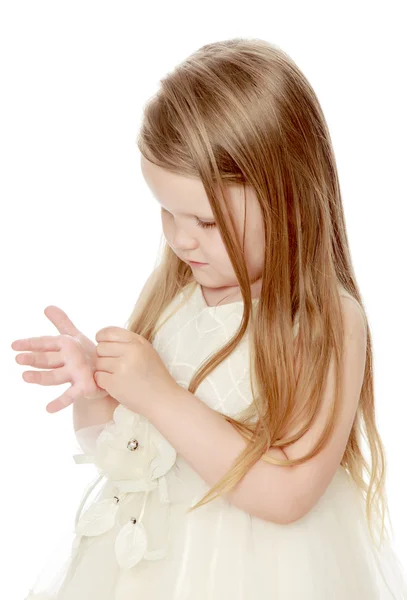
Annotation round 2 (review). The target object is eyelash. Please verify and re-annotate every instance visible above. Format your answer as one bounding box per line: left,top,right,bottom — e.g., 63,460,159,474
196,219,216,229
162,208,216,229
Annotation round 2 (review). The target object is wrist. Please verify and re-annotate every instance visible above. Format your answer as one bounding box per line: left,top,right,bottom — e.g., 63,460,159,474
142,382,186,422
73,392,119,431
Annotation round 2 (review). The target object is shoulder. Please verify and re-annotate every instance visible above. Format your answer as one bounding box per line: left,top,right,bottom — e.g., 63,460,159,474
338,287,367,346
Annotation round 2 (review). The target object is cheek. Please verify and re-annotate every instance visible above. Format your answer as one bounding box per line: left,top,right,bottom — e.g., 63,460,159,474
209,236,236,271
161,211,176,242
161,209,170,227
244,226,265,270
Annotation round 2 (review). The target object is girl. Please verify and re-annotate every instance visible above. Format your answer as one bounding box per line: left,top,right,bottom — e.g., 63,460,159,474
12,38,407,599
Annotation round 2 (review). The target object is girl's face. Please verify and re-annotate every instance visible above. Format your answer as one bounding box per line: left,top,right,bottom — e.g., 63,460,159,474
140,152,265,302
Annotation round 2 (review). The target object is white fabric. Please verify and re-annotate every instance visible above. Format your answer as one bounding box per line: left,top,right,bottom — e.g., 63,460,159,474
74,423,108,461
25,282,407,599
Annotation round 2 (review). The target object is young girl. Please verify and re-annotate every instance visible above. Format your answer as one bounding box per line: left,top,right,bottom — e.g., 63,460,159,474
12,38,407,599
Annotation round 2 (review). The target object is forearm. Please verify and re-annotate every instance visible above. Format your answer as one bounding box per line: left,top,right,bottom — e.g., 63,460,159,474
143,384,296,524
73,393,119,432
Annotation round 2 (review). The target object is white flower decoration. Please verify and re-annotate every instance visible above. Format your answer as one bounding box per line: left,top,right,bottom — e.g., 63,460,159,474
92,404,177,483
73,404,176,569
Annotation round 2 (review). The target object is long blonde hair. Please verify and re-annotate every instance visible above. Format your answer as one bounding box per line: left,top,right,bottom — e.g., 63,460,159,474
127,38,392,549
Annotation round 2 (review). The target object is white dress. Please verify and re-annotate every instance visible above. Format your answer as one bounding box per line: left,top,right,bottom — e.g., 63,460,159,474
25,281,407,599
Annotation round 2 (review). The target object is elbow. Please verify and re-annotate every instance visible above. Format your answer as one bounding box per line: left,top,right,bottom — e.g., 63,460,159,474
279,496,317,525
279,508,306,525
259,506,302,526
228,457,310,525
264,488,311,525
267,505,307,526
243,491,306,526
230,492,295,525
274,504,305,525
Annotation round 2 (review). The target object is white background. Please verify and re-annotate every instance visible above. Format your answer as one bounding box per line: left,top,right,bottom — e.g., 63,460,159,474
1,1,406,597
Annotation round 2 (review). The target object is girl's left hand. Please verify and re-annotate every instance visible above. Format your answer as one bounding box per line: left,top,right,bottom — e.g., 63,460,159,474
94,326,178,416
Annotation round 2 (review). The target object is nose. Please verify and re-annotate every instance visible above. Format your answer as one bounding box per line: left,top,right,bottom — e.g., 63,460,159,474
170,227,200,254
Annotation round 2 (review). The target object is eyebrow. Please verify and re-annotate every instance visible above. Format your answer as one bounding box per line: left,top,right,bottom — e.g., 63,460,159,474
161,206,214,219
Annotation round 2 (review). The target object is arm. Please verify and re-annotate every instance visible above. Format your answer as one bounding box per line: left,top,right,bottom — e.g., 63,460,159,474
143,296,367,525
73,266,159,434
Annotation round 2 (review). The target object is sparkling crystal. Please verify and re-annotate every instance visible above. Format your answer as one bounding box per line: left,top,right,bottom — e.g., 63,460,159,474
127,438,139,451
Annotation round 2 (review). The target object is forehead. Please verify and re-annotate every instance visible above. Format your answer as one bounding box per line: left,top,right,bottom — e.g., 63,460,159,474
140,153,214,217
139,153,256,224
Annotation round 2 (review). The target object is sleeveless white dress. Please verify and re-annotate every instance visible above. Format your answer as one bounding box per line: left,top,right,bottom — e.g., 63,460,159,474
25,281,407,599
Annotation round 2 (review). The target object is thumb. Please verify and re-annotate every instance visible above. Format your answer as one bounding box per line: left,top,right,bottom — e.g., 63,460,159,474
44,305,80,336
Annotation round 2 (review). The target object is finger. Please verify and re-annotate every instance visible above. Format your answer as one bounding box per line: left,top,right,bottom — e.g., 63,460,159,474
43,305,80,337
95,327,134,343
96,341,124,357
94,370,109,391
21,366,70,386
15,350,64,369
95,357,116,373
45,385,81,413
11,336,63,352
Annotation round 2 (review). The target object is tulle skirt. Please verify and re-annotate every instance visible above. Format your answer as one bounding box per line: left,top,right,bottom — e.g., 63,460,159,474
25,458,407,600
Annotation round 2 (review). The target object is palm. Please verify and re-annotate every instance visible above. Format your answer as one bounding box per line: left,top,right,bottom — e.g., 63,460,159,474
11,305,109,414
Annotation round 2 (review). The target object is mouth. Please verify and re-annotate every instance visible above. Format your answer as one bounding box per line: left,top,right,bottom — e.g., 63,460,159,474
186,260,207,266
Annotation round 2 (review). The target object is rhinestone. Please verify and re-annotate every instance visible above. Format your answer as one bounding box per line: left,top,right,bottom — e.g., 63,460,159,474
130,516,137,524
113,496,120,504
127,438,139,451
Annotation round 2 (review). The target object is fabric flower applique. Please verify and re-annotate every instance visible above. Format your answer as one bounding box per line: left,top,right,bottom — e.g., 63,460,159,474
72,404,177,569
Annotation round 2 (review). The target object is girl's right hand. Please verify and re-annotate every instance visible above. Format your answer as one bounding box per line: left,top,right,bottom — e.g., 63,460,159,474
11,305,109,414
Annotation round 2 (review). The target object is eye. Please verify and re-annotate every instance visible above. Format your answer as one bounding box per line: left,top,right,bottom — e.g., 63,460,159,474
196,219,216,229
161,208,216,229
